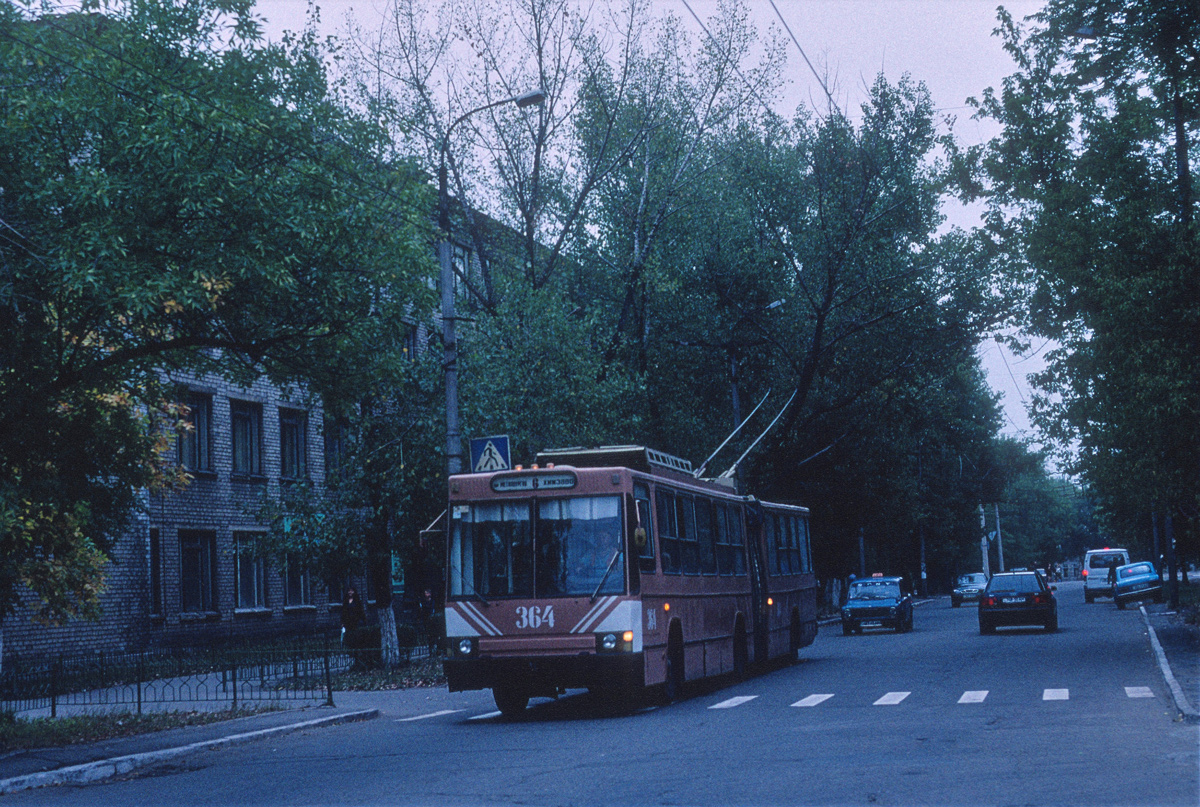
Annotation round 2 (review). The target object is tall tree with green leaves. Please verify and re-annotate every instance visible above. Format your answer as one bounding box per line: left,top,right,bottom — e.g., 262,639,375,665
0,0,431,656
967,2,1200,573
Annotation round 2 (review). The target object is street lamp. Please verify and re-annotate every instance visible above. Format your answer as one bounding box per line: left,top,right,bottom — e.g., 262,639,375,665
439,88,547,476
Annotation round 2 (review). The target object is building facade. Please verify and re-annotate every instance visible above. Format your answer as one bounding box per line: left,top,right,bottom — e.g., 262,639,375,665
3,371,344,662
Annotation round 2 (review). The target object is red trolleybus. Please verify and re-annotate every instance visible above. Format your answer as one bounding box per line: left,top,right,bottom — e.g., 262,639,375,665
442,446,817,715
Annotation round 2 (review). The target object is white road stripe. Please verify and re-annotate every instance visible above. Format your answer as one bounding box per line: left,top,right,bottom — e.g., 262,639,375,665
1125,686,1155,699
874,691,910,706
958,690,989,704
397,709,462,722
791,694,834,707
468,711,503,721
1043,688,1070,701
709,695,758,709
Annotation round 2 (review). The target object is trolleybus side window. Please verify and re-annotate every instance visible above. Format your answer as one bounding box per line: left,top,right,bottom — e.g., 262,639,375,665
714,503,732,575
729,504,747,576
788,516,804,573
633,482,656,574
657,488,680,574
798,516,811,572
536,496,623,597
677,494,699,575
695,499,718,575
765,513,779,575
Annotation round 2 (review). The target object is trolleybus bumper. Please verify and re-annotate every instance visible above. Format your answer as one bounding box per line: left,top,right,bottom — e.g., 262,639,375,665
445,653,645,697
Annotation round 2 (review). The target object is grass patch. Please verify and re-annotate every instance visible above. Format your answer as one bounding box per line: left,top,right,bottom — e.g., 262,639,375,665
1176,581,1200,625
331,655,446,691
0,706,282,753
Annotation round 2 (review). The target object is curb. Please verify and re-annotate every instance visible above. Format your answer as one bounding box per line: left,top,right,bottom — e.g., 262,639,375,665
0,709,380,796
1140,606,1200,724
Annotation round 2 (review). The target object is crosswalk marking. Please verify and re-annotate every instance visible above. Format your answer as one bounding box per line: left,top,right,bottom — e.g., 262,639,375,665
397,709,462,722
874,691,911,706
958,690,989,704
1043,688,1070,701
710,695,758,709
791,694,835,707
1125,686,1154,699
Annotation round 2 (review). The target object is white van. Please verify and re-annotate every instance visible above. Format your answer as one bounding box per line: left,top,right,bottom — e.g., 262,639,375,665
1083,548,1130,603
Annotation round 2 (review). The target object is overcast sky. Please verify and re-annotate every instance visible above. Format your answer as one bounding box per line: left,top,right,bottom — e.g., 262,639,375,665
254,0,1050,443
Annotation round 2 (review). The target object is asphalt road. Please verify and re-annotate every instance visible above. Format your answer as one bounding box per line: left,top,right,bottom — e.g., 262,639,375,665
12,581,1198,806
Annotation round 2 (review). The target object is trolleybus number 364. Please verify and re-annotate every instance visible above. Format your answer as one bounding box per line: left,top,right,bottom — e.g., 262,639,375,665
515,605,555,629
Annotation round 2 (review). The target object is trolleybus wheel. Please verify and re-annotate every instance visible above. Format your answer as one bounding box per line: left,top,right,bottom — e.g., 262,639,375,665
493,685,529,717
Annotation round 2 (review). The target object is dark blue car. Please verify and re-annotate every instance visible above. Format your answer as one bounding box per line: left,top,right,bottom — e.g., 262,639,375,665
1113,562,1163,609
841,575,913,634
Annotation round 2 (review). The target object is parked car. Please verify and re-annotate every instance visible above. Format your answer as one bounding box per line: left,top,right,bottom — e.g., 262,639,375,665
979,571,1058,634
1083,547,1130,603
1112,562,1164,609
842,575,913,634
952,573,989,607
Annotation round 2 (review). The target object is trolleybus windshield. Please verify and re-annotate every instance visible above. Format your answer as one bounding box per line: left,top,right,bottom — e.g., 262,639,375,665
449,495,624,599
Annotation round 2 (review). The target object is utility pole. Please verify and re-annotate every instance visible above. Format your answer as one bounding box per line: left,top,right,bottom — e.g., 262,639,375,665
994,503,1005,572
979,504,991,579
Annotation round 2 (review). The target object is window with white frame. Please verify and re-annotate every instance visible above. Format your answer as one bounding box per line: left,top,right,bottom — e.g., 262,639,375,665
180,530,218,612
179,392,213,472
230,400,263,477
235,531,268,609
285,557,310,606
279,408,307,481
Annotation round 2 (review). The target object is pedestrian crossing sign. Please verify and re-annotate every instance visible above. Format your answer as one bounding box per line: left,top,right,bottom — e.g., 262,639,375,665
470,435,511,473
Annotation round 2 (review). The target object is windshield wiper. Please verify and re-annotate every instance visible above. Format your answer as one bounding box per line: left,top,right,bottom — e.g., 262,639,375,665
449,564,489,606
590,548,623,603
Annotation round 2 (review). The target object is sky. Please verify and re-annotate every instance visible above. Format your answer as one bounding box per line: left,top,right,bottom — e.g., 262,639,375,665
253,0,1051,443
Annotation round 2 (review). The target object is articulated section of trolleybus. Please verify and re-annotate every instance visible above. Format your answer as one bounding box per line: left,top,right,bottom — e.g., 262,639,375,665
445,595,643,657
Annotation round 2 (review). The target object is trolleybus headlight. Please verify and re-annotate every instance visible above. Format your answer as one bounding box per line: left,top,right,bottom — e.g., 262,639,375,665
458,638,475,656
601,633,618,651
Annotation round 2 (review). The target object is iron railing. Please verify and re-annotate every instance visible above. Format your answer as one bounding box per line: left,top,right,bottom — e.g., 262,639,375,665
1,633,436,717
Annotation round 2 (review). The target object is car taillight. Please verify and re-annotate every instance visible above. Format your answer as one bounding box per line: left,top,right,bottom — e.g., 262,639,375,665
1082,568,1088,577
983,596,996,606
1033,594,1045,604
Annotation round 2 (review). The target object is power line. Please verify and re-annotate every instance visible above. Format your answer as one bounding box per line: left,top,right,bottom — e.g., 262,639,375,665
678,0,778,121
766,0,841,117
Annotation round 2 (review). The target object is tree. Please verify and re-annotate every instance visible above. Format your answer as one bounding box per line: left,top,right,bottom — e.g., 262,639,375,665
967,3,1200,574
0,0,431,649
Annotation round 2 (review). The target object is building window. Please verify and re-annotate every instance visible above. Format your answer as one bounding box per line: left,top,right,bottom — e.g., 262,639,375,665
230,400,263,477
180,530,218,613
452,243,473,300
279,408,307,481
402,323,419,360
285,558,310,606
324,417,348,477
179,392,212,472
235,532,268,609
149,527,163,616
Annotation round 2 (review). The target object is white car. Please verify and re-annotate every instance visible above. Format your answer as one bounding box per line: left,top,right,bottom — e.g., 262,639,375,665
1083,548,1130,603
952,573,989,607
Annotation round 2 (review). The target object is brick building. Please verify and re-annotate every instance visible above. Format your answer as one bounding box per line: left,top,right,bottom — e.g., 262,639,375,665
2,371,346,662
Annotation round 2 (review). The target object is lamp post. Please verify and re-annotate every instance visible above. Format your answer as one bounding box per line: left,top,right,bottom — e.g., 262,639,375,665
438,89,546,476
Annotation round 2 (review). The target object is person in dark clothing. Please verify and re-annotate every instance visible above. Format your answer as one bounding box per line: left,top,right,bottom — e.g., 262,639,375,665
341,587,365,647
1107,559,1119,589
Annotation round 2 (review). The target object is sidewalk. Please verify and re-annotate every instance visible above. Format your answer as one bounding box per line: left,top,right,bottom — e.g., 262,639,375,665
0,701,379,795
1141,600,1200,722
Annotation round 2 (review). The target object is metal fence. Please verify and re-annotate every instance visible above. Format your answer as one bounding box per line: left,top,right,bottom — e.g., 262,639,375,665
1,635,435,718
